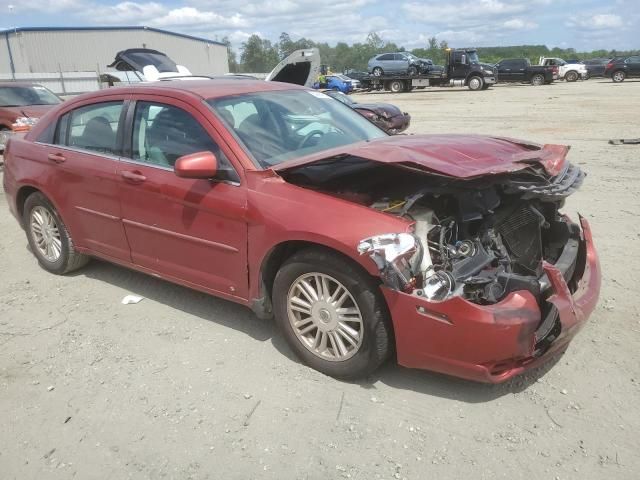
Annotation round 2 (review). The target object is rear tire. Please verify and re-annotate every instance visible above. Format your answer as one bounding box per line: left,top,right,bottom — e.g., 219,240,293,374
372,67,383,77
468,75,484,91
531,73,545,86
272,248,393,379
612,70,626,83
23,192,89,274
565,70,578,82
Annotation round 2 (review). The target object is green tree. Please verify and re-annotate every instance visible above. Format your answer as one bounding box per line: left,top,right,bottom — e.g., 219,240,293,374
240,34,280,72
221,36,239,73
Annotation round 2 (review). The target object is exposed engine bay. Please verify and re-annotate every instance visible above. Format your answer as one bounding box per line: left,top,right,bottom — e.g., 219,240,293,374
280,155,585,305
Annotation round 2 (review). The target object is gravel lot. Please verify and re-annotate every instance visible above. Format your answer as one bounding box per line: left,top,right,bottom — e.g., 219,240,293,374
1,79,639,480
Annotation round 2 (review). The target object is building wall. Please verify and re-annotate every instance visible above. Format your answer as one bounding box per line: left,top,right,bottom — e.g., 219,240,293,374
1,28,228,76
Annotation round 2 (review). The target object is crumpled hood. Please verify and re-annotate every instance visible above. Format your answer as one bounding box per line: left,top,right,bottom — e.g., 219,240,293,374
275,134,569,179
353,103,403,118
1,104,55,121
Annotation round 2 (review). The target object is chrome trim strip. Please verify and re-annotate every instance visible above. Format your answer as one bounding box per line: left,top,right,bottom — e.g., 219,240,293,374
74,206,120,221
122,219,239,253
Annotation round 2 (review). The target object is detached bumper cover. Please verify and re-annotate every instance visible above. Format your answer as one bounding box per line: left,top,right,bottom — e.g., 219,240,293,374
383,216,600,383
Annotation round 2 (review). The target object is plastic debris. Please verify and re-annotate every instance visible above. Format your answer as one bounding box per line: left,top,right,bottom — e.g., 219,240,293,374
121,295,144,305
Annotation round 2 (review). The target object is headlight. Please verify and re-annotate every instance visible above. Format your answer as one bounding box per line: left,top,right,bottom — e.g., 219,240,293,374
12,116,39,131
358,233,420,292
483,69,494,75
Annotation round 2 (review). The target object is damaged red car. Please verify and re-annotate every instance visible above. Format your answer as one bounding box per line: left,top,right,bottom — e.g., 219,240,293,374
2,80,600,383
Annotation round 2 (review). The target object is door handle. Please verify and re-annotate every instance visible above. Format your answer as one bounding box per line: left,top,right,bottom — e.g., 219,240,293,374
121,170,147,184
47,152,66,163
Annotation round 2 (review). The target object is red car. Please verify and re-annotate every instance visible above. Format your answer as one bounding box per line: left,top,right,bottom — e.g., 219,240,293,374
2,80,600,383
0,82,62,152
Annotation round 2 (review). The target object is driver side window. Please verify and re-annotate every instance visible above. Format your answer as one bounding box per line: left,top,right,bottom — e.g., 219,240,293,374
131,101,239,182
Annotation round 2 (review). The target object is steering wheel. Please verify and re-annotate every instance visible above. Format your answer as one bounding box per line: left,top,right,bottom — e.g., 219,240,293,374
297,130,325,149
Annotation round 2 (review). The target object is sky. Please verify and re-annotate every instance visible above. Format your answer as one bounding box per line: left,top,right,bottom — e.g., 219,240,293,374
1,0,637,52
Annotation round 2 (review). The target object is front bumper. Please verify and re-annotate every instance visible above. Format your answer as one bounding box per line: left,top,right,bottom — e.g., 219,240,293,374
387,113,411,134
383,216,601,383
483,76,497,85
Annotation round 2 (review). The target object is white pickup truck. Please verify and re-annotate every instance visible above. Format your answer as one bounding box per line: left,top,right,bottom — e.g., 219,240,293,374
539,57,588,82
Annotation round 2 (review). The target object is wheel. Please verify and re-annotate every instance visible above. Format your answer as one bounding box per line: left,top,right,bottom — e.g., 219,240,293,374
565,70,578,82
531,73,545,86
372,67,383,77
272,248,393,379
389,80,404,93
612,70,626,83
23,192,89,274
583,71,591,80
468,75,484,91
407,66,418,76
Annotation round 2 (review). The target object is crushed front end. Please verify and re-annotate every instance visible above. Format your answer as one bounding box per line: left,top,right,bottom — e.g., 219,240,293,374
355,161,600,382
278,140,601,382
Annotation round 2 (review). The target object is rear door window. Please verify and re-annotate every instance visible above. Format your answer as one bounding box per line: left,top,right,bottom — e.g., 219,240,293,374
55,101,124,155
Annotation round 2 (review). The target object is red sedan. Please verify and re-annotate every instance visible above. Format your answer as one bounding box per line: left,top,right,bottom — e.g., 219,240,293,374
2,80,601,382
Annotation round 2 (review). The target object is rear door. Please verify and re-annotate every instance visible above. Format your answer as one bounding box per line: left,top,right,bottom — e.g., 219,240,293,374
626,55,640,76
46,97,131,261
117,96,249,299
511,60,527,82
497,60,514,81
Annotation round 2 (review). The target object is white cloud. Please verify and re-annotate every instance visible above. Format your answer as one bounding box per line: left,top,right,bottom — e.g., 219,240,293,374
567,13,624,29
503,18,537,30
150,7,248,28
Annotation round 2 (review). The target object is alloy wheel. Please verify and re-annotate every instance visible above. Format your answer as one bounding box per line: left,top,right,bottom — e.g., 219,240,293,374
287,272,364,361
30,206,62,262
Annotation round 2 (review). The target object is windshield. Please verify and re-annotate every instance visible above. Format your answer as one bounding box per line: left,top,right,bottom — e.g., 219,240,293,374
467,51,480,63
208,89,386,168
0,85,62,107
405,53,418,61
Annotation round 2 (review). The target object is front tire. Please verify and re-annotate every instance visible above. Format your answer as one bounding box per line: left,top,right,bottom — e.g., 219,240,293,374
565,70,578,82
389,80,405,93
468,75,484,91
23,192,89,274
272,248,393,379
612,70,626,83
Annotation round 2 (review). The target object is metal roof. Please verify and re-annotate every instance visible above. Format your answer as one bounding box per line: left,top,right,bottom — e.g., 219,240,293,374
0,26,226,47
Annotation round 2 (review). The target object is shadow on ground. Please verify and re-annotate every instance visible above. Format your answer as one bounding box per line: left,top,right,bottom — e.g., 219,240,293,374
65,256,564,404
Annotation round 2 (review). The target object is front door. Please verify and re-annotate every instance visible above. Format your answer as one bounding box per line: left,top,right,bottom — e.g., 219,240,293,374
117,97,248,299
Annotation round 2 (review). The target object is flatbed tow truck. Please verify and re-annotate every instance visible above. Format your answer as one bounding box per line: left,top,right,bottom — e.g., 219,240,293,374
363,48,497,92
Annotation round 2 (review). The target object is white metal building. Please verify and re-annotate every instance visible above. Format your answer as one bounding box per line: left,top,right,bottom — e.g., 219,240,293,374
0,26,229,77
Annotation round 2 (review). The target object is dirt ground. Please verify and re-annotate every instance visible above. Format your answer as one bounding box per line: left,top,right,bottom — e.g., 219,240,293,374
1,79,639,480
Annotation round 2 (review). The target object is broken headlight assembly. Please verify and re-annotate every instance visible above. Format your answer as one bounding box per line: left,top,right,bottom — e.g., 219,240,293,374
12,116,39,132
358,232,454,301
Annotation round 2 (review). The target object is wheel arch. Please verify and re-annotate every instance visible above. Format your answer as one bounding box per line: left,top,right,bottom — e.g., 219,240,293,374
16,185,49,226
252,239,382,320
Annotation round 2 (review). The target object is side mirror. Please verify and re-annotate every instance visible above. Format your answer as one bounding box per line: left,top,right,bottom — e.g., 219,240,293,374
174,151,218,179
460,54,467,64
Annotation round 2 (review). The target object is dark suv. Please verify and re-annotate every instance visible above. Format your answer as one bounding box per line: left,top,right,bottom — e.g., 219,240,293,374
604,55,640,82
367,52,433,76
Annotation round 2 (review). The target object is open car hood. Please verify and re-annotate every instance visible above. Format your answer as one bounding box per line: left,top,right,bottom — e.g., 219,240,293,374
107,48,192,81
266,48,321,88
274,134,569,179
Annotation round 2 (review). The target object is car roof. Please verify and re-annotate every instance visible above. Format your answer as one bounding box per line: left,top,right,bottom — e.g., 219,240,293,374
69,78,306,103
